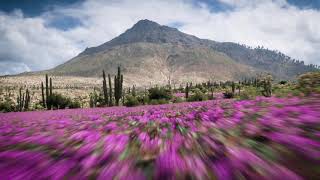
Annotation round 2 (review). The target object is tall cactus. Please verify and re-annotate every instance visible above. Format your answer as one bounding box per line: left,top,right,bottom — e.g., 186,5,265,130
41,82,45,107
114,75,118,105
102,70,108,106
49,77,52,97
24,89,30,110
132,85,136,97
17,88,30,111
114,66,123,106
17,87,23,111
45,74,49,108
185,83,189,99
108,74,113,106
231,81,235,94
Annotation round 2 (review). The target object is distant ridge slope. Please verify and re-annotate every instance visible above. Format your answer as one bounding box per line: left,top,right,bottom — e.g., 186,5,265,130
44,19,318,85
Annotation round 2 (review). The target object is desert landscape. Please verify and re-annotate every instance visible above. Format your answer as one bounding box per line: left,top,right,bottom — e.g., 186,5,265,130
0,0,320,179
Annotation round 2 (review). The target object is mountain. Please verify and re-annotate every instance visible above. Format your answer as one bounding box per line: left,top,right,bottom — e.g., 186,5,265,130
43,19,317,85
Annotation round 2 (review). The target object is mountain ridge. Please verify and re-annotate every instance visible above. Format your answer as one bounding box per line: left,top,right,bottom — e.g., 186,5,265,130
26,19,318,85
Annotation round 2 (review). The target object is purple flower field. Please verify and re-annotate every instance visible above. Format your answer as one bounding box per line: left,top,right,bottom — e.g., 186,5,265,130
0,95,319,179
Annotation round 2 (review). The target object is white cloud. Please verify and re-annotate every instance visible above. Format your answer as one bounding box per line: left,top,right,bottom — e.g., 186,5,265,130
0,0,319,75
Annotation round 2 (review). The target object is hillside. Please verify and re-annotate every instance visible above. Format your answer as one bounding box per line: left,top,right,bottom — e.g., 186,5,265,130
35,19,318,84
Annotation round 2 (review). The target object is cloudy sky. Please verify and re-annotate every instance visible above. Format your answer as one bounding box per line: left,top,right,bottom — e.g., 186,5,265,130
0,0,319,75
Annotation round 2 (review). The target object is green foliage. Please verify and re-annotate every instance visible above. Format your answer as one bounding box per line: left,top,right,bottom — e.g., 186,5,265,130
124,95,140,107
45,74,49,108
148,87,172,100
223,91,234,99
108,74,113,106
172,96,183,103
231,81,235,94
68,99,81,109
187,88,207,102
185,83,189,99
132,85,136,97
273,84,301,98
48,93,80,109
238,86,262,100
137,95,149,105
260,75,273,97
297,72,320,95
33,102,45,110
41,82,45,107
17,88,31,112
279,80,287,85
114,66,123,106
102,70,109,106
0,97,15,113
89,90,104,108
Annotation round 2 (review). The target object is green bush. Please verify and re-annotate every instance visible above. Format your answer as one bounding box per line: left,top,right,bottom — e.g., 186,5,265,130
223,91,234,99
69,99,81,109
0,98,15,113
297,72,320,95
238,87,262,100
187,88,207,102
172,97,183,103
47,93,80,109
137,95,149,105
148,87,172,100
157,99,168,104
279,80,287,85
33,102,45,110
124,95,140,107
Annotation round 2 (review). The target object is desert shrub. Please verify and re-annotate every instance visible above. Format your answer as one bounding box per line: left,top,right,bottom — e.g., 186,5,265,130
33,102,45,110
148,87,172,100
279,80,287,85
149,99,159,105
136,95,149,105
47,93,80,109
89,91,105,107
69,99,81,109
47,93,70,109
125,95,140,107
172,97,183,103
187,88,207,102
0,98,15,113
223,91,234,99
297,72,320,95
238,87,262,100
158,99,168,104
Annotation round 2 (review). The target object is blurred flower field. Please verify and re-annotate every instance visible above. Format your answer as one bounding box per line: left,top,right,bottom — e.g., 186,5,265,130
0,95,319,179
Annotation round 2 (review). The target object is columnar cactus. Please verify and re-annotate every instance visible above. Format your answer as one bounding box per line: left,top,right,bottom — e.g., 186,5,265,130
132,85,136,97
108,74,113,106
114,66,123,106
102,70,109,106
17,88,30,111
45,74,49,108
41,82,45,107
231,81,235,94
185,83,189,99
49,78,52,97
24,89,30,110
